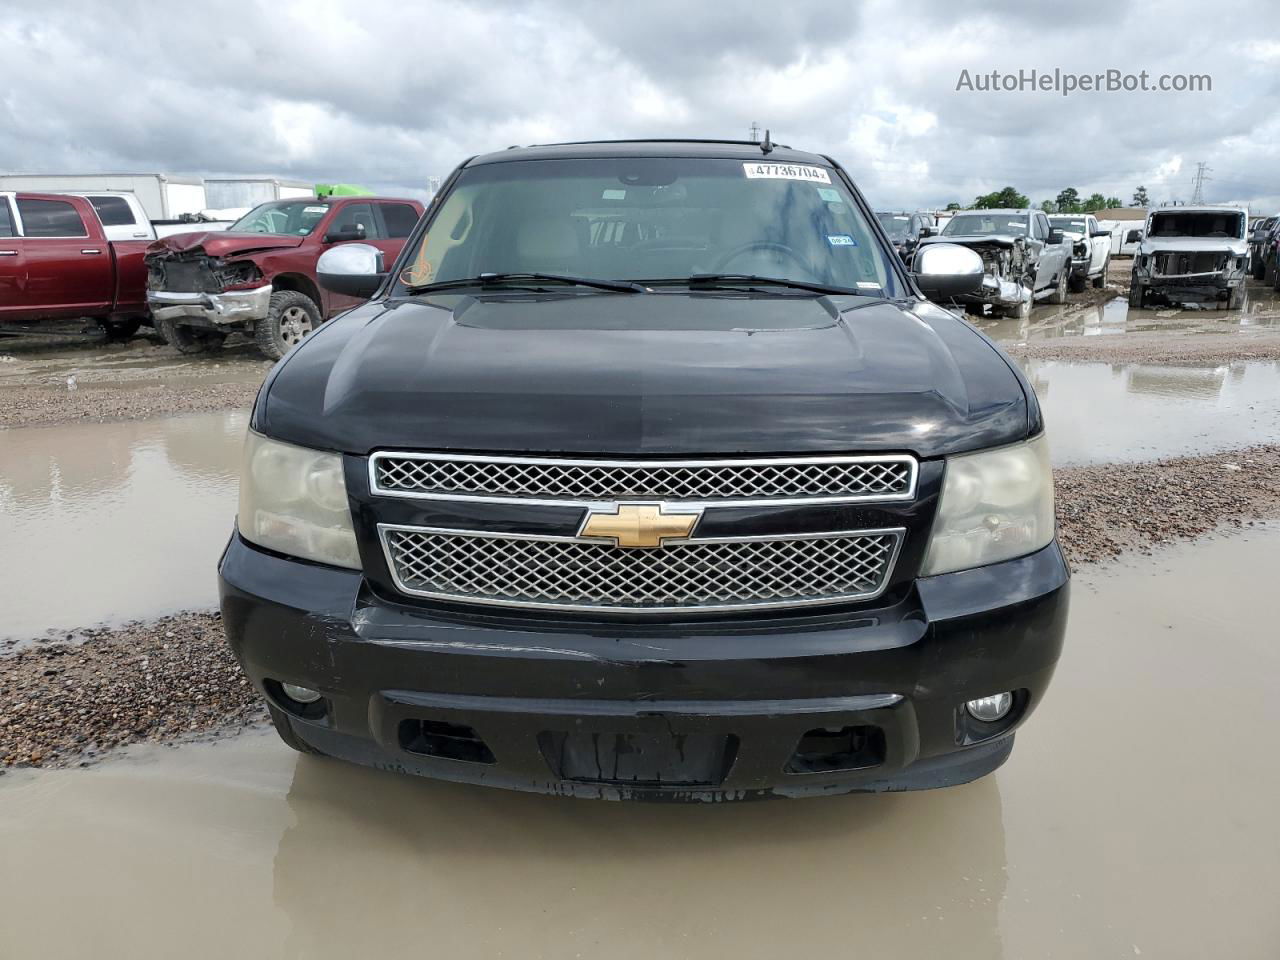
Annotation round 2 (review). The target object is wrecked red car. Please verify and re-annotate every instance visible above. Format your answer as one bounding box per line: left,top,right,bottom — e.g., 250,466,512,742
146,195,424,359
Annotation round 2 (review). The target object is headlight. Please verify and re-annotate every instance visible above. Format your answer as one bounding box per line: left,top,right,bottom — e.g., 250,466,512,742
920,435,1055,576
238,431,361,569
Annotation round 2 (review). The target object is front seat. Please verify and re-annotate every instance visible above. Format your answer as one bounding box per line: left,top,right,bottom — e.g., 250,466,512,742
514,216,582,274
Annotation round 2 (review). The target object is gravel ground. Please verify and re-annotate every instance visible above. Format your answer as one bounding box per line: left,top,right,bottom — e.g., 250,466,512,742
4,444,1279,770
0,380,264,428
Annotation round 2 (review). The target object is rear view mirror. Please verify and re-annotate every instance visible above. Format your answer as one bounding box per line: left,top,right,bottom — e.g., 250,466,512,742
324,224,367,244
317,242,386,299
911,242,984,300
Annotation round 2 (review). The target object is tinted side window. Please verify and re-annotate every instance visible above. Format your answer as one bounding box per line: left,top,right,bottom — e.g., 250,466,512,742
89,195,136,227
380,202,420,238
17,198,88,237
329,202,380,239
0,198,14,238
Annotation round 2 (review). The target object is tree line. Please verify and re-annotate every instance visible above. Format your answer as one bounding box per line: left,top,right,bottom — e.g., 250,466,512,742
945,185,1151,213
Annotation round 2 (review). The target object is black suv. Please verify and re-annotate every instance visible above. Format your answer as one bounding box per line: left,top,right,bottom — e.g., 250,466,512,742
220,140,1068,800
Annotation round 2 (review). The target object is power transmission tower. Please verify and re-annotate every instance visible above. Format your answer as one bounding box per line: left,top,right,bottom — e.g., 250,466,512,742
748,121,761,143
1190,162,1212,204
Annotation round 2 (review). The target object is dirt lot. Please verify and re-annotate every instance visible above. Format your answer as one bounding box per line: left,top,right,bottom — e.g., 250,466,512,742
3,283,1280,955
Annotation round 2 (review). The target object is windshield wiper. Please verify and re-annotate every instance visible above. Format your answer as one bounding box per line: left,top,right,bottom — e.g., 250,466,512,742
648,274,873,296
405,272,646,294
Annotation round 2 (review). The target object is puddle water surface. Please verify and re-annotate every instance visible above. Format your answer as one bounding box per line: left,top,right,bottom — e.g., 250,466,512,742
0,411,244,639
1025,358,1280,464
2,525,1278,957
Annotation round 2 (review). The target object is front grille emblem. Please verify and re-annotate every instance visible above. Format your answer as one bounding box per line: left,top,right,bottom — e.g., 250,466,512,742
579,503,701,549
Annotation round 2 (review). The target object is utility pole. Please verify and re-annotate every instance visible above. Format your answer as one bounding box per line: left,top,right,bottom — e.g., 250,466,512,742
748,121,761,143
1190,162,1212,204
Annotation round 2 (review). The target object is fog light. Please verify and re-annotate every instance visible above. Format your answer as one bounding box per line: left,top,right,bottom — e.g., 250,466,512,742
965,692,1013,722
281,682,322,704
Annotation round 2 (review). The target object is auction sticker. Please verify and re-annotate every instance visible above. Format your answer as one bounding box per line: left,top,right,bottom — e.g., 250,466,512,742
743,162,831,183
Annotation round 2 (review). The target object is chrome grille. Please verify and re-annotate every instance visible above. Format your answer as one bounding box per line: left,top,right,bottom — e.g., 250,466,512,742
370,453,916,505
379,526,903,613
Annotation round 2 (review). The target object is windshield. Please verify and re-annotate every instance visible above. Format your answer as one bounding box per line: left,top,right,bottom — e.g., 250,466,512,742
396,157,902,295
229,199,330,236
942,213,1028,238
876,213,912,240
1049,217,1087,233
1148,211,1245,239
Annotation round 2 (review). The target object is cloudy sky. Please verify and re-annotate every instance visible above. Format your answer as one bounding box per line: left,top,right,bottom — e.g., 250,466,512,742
4,0,1280,211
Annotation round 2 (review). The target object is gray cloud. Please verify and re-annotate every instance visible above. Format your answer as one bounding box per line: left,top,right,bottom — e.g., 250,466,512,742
3,0,1279,211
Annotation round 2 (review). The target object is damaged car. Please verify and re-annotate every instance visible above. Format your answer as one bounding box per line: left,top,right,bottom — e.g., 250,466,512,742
915,209,1071,319
1048,214,1111,291
1128,205,1249,309
875,211,934,263
146,195,424,359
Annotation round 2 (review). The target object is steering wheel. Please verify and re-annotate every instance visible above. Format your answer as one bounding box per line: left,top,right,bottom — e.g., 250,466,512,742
712,241,814,278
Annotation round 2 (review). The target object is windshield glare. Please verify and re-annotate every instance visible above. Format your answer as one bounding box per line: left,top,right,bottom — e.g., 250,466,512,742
942,213,1028,238
397,158,901,295
876,213,912,240
229,200,330,236
1049,218,1087,233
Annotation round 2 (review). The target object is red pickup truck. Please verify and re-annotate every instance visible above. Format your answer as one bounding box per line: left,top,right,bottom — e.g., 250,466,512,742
146,195,425,359
0,191,150,337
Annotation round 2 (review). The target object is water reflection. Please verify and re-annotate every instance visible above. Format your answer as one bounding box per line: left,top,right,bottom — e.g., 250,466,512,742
0,410,246,638
1022,359,1280,464
271,756,1007,957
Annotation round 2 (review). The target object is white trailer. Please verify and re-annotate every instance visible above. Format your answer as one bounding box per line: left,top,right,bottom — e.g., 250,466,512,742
203,178,313,210
0,173,206,221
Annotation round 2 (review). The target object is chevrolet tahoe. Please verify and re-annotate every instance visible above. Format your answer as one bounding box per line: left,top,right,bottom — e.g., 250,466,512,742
219,140,1068,800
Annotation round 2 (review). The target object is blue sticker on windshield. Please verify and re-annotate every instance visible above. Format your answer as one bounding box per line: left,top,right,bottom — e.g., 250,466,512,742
827,234,856,246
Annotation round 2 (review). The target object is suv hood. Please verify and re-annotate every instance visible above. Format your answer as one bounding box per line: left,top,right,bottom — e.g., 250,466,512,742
147,232,307,258
258,293,1032,458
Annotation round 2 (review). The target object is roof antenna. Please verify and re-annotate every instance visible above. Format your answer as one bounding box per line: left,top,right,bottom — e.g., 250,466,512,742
760,129,774,155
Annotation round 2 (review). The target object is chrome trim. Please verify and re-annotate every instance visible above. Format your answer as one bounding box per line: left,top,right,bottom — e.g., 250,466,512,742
376,522,906,614
366,451,919,508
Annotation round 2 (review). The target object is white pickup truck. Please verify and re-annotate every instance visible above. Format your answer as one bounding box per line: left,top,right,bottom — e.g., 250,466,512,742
1048,214,1111,291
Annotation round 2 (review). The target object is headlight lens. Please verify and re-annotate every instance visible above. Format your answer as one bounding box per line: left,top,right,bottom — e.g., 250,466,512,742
921,435,1054,576
238,431,360,569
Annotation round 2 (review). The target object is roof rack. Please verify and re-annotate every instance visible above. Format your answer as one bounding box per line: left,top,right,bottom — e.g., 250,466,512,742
521,137,794,150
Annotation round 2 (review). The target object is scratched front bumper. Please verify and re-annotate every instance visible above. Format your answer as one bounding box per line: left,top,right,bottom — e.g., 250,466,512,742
219,530,1068,800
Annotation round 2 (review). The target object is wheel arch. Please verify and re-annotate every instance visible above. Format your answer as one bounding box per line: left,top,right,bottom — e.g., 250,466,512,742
271,272,324,314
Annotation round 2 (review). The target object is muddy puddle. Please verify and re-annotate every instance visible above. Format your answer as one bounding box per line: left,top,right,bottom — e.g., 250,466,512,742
1024,357,1280,464
2,524,1278,958
0,410,244,640
0,330,268,393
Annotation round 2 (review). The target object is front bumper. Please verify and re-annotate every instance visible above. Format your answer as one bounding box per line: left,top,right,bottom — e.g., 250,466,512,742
147,284,272,327
956,274,1026,308
219,532,1069,800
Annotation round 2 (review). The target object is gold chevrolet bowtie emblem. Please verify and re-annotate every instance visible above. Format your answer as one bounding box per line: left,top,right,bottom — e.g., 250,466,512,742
579,503,701,549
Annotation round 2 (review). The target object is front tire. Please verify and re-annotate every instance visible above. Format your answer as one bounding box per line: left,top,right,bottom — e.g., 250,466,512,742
155,316,226,354
1092,256,1109,288
1047,267,1068,304
255,290,321,360
1128,279,1145,309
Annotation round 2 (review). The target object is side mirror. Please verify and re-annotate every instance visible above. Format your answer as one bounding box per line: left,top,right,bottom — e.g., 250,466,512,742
1046,229,1066,245
1090,229,1110,238
323,224,367,244
317,243,386,299
911,242,984,300
1126,229,1143,243
919,226,934,238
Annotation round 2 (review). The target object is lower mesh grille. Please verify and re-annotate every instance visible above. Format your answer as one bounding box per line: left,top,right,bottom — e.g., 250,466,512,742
380,527,902,613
